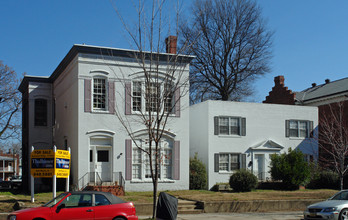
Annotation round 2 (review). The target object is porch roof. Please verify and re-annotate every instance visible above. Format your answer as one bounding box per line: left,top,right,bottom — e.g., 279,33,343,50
0,156,15,161
249,140,284,151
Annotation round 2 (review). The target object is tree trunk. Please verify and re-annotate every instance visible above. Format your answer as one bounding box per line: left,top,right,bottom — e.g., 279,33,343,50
152,177,158,219
341,176,344,190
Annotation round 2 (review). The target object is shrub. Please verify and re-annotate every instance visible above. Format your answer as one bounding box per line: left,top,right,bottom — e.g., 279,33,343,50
229,169,258,192
189,153,207,190
307,170,339,189
270,148,310,190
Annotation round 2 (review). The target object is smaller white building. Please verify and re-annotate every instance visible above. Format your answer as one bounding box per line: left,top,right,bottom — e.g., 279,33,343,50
189,100,318,190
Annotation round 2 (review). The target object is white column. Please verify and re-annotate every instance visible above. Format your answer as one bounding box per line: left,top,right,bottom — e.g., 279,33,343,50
53,146,57,198
31,146,34,203
65,147,70,192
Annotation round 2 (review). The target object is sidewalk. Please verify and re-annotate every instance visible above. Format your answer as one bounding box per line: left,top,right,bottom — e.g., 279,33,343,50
139,211,304,220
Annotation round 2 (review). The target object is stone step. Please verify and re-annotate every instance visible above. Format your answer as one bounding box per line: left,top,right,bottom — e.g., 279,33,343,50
177,199,204,214
178,209,204,214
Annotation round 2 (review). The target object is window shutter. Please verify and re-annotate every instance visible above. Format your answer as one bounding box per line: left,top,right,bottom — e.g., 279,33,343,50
241,118,246,136
214,153,219,172
285,120,290,137
240,154,246,169
125,139,132,180
214,117,219,135
174,87,180,117
173,141,180,180
84,79,91,112
108,81,115,114
125,82,131,115
309,121,314,138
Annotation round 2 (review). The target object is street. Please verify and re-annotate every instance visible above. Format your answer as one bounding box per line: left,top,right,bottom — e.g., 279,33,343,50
140,212,304,220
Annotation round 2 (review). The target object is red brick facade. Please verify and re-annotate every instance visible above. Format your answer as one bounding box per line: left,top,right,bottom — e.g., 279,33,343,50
263,76,296,105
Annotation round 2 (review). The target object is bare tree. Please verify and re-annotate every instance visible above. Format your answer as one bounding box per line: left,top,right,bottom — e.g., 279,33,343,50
318,101,348,190
0,61,21,141
181,0,273,103
110,0,193,217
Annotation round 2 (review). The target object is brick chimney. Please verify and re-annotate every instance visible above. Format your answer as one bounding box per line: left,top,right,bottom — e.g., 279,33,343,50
263,75,295,105
165,36,177,54
274,75,284,86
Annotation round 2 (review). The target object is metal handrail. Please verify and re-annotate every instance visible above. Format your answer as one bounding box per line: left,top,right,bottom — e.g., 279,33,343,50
112,172,125,188
78,172,125,190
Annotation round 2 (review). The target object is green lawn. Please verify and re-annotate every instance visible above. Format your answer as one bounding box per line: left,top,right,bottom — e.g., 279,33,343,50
0,189,338,213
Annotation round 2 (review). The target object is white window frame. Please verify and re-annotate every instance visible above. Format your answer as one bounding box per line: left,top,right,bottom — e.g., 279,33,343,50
131,139,173,181
131,81,174,114
218,153,240,172
218,117,241,136
289,120,309,138
92,77,108,112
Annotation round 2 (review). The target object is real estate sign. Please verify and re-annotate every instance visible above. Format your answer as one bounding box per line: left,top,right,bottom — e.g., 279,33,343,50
55,150,70,178
31,149,70,178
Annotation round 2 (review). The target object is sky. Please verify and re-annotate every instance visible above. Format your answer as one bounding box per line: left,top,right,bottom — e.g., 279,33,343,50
1,0,348,103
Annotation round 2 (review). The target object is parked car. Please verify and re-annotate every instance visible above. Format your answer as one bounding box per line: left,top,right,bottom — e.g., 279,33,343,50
9,175,22,189
304,190,348,220
7,191,138,220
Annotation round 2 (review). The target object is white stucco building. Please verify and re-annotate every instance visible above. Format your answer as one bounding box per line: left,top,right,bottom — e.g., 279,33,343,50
190,100,318,190
19,39,193,192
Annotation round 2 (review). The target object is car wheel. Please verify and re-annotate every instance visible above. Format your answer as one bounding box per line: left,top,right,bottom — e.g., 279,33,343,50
113,217,125,220
340,208,348,220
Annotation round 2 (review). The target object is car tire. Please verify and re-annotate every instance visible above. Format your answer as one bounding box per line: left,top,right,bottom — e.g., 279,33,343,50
339,208,348,220
113,217,125,220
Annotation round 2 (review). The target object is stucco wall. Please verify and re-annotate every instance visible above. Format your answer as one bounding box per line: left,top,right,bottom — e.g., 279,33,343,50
190,100,318,190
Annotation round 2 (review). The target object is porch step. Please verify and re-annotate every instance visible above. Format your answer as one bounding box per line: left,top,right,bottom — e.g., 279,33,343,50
177,199,203,214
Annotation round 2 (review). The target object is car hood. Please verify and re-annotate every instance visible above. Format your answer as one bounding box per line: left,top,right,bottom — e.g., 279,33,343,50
12,206,50,215
309,200,348,208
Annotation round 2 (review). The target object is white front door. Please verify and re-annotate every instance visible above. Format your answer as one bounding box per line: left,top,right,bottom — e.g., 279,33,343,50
255,154,265,180
96,147,111,182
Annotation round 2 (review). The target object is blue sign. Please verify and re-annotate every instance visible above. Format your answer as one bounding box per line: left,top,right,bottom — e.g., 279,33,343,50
56,158,70,169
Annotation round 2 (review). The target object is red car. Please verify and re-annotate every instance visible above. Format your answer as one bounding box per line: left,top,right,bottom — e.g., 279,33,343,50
7,191,138,220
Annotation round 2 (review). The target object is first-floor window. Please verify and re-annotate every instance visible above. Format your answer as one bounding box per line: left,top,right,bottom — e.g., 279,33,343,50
218,153,240,172
132,139,172,180
215,153,244,172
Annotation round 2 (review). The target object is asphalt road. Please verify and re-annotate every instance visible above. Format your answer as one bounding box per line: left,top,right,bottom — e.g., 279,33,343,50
140,211,304,220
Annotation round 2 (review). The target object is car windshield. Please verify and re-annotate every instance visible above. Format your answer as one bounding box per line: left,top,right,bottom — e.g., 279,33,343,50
331,191,348,200
43,193,68,207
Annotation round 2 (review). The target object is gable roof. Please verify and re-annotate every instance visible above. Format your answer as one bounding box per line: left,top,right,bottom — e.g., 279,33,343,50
249,140,284,151
295,77,348,104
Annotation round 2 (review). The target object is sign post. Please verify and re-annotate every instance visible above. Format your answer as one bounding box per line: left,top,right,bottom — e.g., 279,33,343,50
30,147,71,200
31,146,34,203
53,146,57,199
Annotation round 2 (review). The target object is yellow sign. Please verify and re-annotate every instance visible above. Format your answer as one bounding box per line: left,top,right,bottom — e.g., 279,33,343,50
55,150,71,178
31,149,70,178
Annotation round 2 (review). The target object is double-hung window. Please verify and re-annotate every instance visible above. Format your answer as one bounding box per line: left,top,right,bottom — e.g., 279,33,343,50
93,78,106,111
34,99,47,126
146,82,160,112
214,153,246,172
214,116,246,136
286,120,313,138
132,139,173,180
131,81,174,114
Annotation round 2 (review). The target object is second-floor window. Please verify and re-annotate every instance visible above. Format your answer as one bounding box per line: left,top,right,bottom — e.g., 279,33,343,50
286,120,313,138
93,78,106,111
132,81,174,113
34,99,47,126
214,116,246,136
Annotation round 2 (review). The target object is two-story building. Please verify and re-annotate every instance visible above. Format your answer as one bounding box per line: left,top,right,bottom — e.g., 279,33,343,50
19,37,193,192
190,100,318,190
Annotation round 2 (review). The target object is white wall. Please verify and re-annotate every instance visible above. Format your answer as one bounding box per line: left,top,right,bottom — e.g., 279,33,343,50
190,100,318,189
71,53,191,191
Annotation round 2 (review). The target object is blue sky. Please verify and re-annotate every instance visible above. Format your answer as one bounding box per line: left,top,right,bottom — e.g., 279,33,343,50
1,0,348,102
